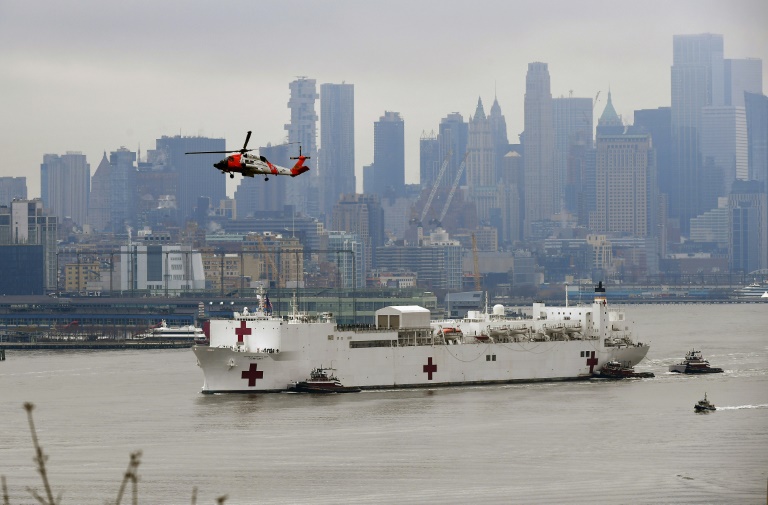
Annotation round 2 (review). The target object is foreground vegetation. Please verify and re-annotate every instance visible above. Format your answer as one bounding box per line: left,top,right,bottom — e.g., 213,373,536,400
2,403,227,505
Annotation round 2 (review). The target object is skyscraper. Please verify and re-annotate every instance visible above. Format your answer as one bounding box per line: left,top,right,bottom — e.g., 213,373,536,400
728,180,767,273
109,147,138,233
40,152,90,225
724,58,763,107
670,33,724,233
88,153,111,232
745,92,768,187
0,177,27,207
466,97,497,224
523,62,555,235
319,82,355,219
285,77,319,216
700,106,748,200
553,95,593,213
154,135,225,225
364,111,405,198
438,113,468,188
419,131,441,189
591,133,652,238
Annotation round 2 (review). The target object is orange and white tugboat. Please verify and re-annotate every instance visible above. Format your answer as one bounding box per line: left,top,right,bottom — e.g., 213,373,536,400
669,349,723,374
288,368,361,394
694,393,716,412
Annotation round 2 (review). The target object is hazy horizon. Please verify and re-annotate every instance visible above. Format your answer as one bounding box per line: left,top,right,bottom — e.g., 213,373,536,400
2,0,767,198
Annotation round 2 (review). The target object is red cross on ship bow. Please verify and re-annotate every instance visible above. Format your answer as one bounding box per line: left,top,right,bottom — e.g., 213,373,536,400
241,363,264,387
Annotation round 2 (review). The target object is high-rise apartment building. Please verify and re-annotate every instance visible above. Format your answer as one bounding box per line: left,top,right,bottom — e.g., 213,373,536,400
285,77,319,217
523,62,555,235
364,111,405,198
0,177,27,206
319,83,355,219
40,152,90,225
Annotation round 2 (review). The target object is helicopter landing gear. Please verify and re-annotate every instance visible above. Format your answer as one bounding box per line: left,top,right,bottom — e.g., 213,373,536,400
264,177,269,181
229,173,234,179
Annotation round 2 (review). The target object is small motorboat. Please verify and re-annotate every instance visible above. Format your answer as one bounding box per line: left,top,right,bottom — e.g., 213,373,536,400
595,360,655,379
669,349,723,374
694,392,716,412
288,368,361,393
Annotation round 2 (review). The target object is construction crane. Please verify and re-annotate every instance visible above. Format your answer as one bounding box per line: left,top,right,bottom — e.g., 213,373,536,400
255,234,282,288
419,151,452,225
437,152,469,225
471,233,481,291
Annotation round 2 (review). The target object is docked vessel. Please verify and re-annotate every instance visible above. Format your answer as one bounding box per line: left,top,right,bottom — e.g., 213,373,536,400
694,393,716,412
192,282,649,393
134,320,204,341
669,349,723,374
595,360,655,379
288,368,361,393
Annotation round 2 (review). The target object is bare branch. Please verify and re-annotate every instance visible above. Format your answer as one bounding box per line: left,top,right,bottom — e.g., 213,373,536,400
2,476,9,505
114,451,141,505
24,403,56,505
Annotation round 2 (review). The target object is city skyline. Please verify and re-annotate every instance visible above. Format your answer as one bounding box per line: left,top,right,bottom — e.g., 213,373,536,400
1,0,767,198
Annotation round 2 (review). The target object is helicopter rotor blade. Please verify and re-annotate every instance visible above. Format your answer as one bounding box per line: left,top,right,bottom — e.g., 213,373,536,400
185,150,232,155
242,131,252,152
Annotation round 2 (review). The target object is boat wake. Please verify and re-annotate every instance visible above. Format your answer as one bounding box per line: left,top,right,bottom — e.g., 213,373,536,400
717,404,768,411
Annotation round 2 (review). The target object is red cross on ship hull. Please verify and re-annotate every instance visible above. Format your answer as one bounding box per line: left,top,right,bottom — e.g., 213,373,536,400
423,357,437,380
586,351,599,374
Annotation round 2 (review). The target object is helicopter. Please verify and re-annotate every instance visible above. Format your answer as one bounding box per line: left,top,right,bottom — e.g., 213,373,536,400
185,131,310,181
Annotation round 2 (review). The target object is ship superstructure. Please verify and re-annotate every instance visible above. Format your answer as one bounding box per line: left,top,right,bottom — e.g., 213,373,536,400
193,283,649,393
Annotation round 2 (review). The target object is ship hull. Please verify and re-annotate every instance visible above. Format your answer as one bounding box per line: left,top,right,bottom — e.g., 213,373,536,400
193,339,649,393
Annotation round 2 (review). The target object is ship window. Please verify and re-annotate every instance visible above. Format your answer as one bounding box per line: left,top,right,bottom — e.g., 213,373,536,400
486,355,491,361
492,355,496,361
328,335,333,340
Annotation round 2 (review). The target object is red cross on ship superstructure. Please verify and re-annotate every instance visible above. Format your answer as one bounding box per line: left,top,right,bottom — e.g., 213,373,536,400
586,351,598,374
241,363,264,387
235,320,251,344
423,357,437,380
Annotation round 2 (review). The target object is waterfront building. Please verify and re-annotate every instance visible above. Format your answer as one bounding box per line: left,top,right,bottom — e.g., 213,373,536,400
523,62,556,235
285,77,319,217
40,151,89,226
0,245,44,295
319,82,355,219
376,228,462,291
0,199,57,290
0,177,27,207
119,244,205,294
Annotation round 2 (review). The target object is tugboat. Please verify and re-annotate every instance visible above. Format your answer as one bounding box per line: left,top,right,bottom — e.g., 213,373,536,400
694,393,716,412
669,349,723,374
595,360,655,379
288,368,361,394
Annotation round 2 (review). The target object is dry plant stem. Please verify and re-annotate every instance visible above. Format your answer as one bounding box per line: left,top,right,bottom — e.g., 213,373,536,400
216,495,228,504
23,403,57,505
2,476,9,505
191,486,197,505
114,451,141,505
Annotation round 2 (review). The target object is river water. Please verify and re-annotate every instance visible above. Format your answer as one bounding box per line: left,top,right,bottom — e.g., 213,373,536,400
1,303,767,504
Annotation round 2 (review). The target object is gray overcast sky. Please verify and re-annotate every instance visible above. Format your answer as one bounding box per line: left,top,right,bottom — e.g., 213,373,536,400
2,0,767,198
